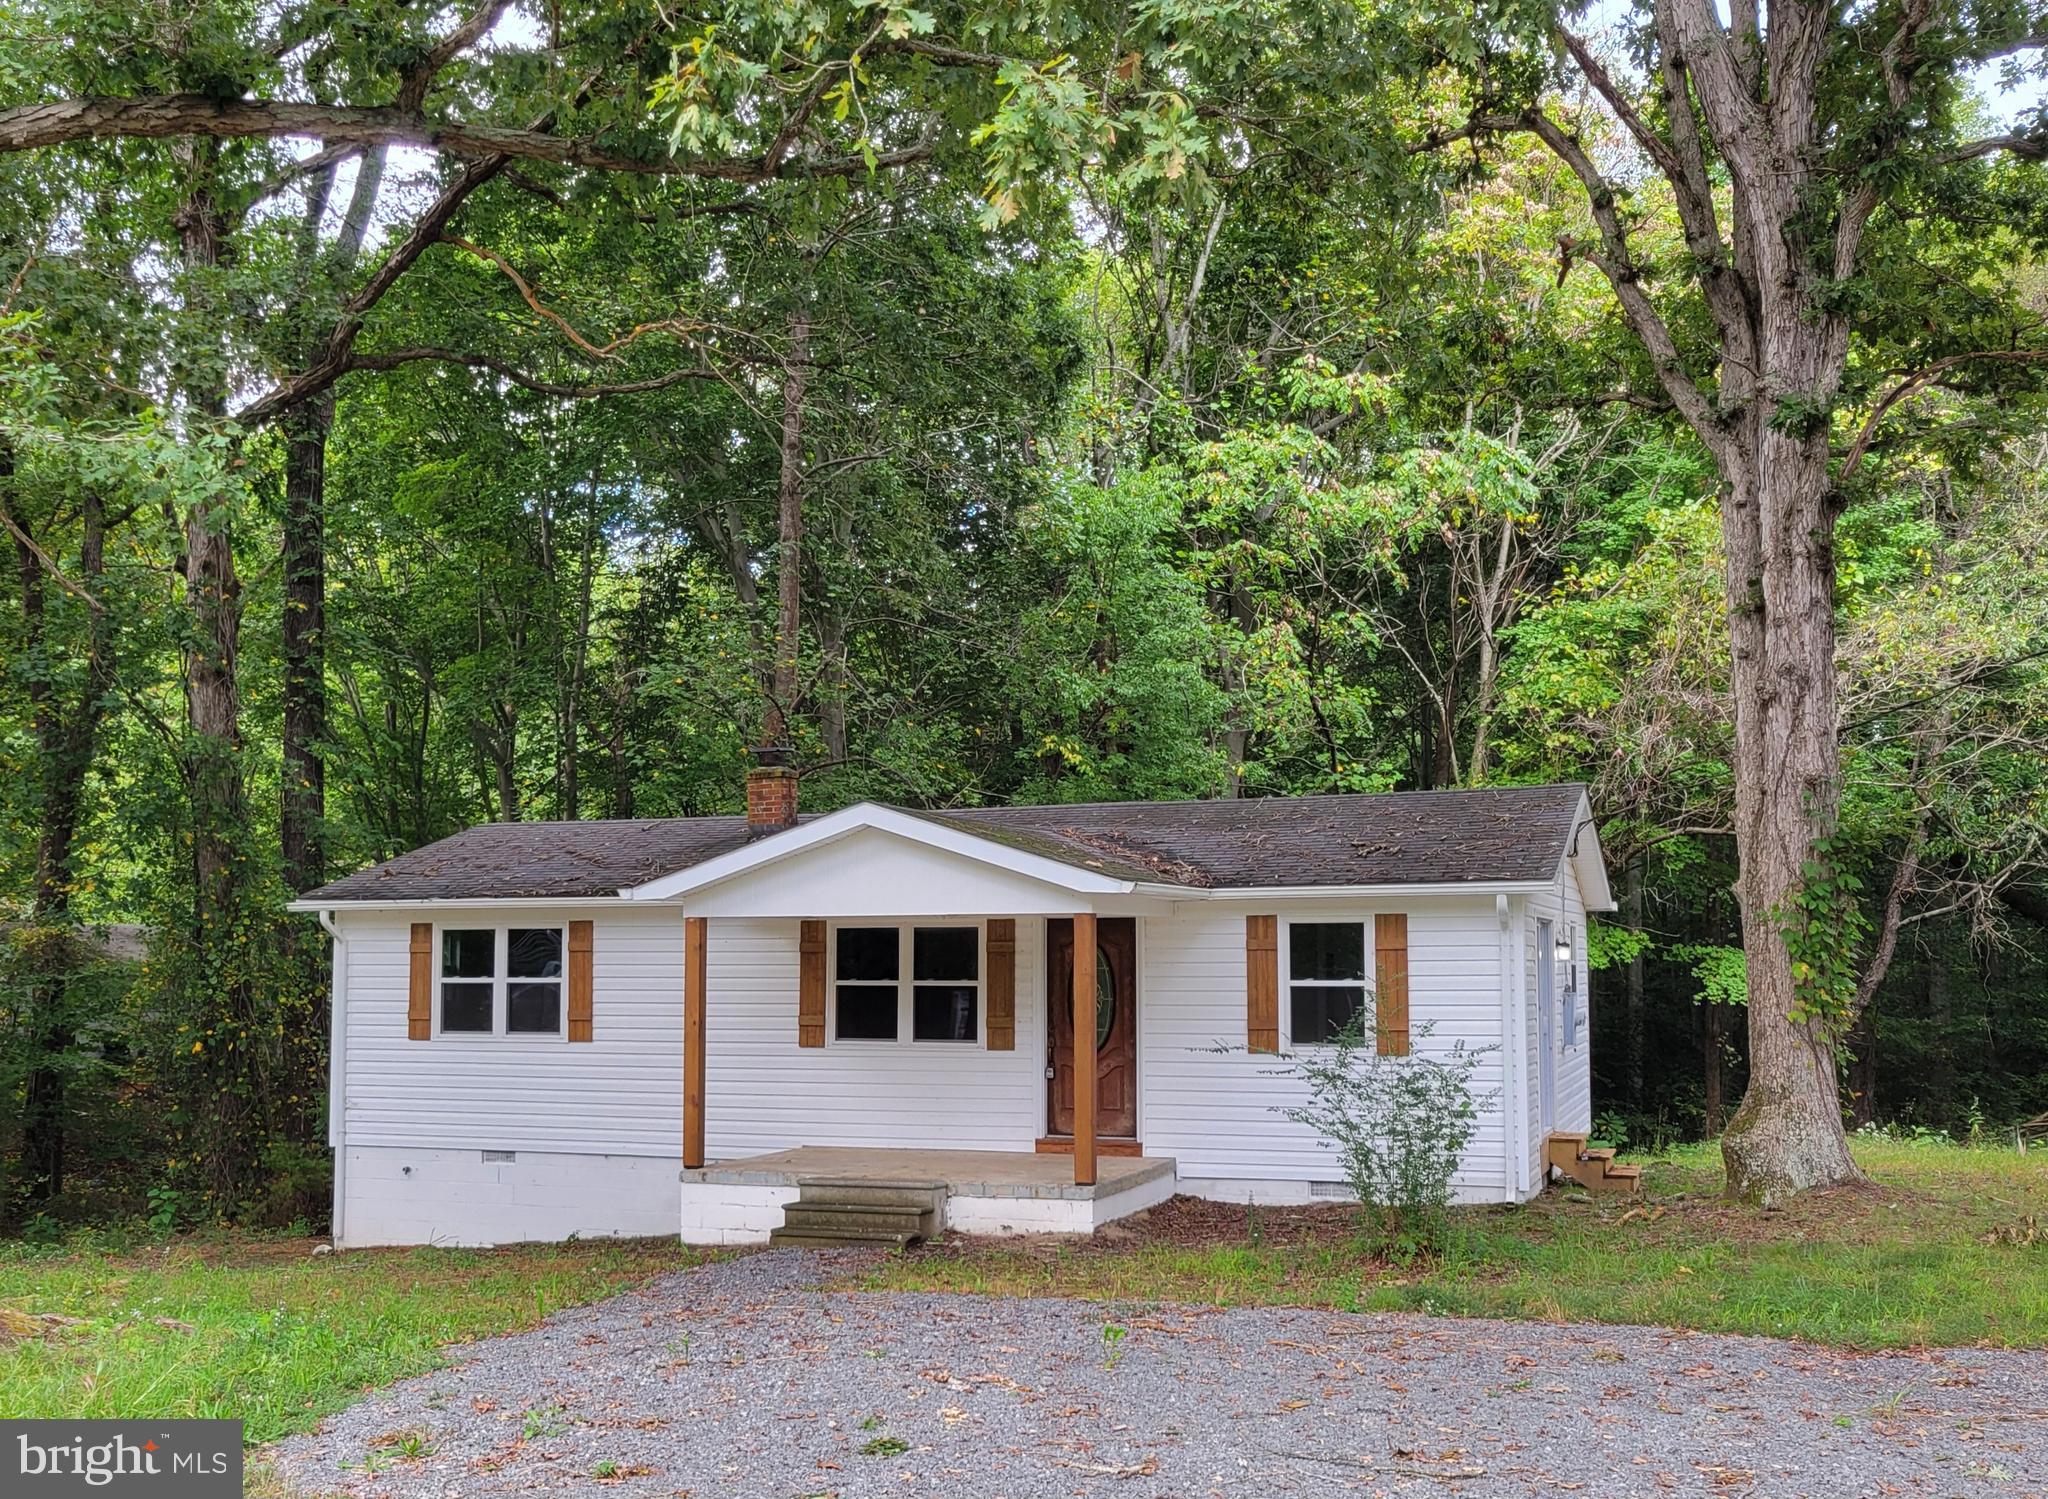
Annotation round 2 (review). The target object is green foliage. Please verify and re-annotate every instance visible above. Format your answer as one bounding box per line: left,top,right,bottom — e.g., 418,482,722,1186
1671,945,1749,1010
1778,827,1873,1031
1007,475,1229,801
1275,1017,1489,1254
1587,921,1653,972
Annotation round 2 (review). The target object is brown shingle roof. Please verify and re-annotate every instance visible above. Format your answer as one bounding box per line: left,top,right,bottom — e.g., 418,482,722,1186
299,785,1589,904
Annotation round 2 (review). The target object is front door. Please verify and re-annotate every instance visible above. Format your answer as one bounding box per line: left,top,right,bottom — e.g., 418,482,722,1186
1047,917,1138,1138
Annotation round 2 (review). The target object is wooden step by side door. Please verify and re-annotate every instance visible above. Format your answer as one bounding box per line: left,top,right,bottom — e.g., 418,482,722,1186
1047,916,1138,1140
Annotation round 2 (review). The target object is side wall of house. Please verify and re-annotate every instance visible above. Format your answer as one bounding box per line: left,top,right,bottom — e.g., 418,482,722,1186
333,905,686,1247
1521,860,1595,1189
1139,895,1518,1205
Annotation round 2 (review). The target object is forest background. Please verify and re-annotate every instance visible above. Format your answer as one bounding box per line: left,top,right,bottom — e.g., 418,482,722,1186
5,0,2048,1228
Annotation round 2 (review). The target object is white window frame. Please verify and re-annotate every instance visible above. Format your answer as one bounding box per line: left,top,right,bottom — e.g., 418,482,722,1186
1279,915,1373,1050
825,921,985,1047
1561,920,1581,1049
433,924,569,1041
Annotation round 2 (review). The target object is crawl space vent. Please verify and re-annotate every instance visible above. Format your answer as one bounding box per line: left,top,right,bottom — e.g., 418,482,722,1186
481,1150,517,1163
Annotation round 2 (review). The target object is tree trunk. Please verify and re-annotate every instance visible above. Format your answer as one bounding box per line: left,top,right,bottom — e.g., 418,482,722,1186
1715,408,1862,1203
280,395,330,893
1512,0,1881,1202
1467,628,1497,785
279,146,380,891
1847,1006,1878,1129
562,457,600,818
176,147,265,1209
1703,998,1726,1136
1925,940,1954,1123
818,601,849,761
1625,857,1645,1112
9,463,115,1210
764,311,811,746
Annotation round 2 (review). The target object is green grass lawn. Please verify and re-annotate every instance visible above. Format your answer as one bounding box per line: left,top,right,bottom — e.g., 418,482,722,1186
0,1235,695,1443
854,1138,2048,1350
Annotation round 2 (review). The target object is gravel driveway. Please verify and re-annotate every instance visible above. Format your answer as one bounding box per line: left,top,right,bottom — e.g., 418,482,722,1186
268,1250,2045,1497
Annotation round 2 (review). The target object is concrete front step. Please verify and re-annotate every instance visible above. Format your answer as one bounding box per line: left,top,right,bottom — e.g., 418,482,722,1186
770,1177,951,1249
793,1178,948,1213
782,1202,936,1237
768,1226,919,1250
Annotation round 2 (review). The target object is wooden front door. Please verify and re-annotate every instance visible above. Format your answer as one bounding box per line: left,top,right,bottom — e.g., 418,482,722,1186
1047,917,1138,1139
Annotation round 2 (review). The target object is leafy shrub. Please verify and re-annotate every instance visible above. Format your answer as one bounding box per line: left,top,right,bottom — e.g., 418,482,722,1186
1275,1016,1488,1253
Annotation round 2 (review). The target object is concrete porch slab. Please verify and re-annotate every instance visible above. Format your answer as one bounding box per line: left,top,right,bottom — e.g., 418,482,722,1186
682,1146,1175,1201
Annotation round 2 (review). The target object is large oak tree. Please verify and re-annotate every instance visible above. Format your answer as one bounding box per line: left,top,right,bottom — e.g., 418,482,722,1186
1431,0,2048,1200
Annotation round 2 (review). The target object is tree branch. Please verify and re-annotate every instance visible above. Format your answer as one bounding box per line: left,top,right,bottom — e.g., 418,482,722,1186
0,95,934,182
343,347,726,398
441,235,722,361
1839,349,2048,478
1935,132,2048,165
397,0,515,112
1520,109,1726,449
1567,20,1749,358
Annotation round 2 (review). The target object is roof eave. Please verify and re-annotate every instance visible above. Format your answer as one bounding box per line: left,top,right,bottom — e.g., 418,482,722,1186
1141,878,1560,901
286,894,635,913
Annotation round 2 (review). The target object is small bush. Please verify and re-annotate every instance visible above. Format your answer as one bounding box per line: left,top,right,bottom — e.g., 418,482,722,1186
1275,1016,1488,1253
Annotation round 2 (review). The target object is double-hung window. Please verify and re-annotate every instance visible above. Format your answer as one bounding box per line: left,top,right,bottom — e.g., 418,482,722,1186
832,924,981,1043
1287,920,1368,1046
438,927,566,1037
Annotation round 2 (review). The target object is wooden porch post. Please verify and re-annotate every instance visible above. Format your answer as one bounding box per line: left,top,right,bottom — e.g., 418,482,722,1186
1072,911,1097,1187
684,916,706,1170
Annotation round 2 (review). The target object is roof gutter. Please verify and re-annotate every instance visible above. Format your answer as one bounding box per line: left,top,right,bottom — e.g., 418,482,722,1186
290,881,1564,911
1138,879,1560,902
284,895,635,914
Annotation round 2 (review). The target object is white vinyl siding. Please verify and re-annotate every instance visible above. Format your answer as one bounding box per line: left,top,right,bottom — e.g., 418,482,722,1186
1138,897,1510,1202
702,917,1045,1155
1522,860,1595,1188
337,906,685,1156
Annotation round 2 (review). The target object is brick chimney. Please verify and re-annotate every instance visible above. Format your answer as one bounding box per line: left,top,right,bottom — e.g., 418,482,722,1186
746,746,799,834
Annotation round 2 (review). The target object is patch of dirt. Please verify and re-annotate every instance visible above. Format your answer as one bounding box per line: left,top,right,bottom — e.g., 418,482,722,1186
911,1194,1375,1260
1587,1171,1932,1248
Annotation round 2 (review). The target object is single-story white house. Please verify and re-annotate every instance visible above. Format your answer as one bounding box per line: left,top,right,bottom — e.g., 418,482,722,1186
292,763,1614,1248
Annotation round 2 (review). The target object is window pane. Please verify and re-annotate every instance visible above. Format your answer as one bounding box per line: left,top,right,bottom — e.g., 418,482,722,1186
1290,984,1366,1045
836,927,898,982
442,929,495,979
913,985,978,1042
509,927,562,978
507,981,561,1033
1290,922,1364,982
914,926,978,981
835,985,898,1039
441,981,493,1032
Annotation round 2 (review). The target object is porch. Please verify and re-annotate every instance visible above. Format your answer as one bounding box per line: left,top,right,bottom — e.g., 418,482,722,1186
678,1146,1180,1245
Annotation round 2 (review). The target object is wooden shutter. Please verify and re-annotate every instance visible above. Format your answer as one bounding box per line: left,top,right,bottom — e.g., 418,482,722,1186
408,922,432,1040
798,919,826,1047
1375,913,1410,1056
684,916,707,1169
1246,914,1279,1054
567,919,594,1041
985,919,1016,1050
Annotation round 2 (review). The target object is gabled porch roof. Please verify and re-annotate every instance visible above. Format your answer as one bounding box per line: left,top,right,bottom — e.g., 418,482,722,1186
619,803,1179,918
